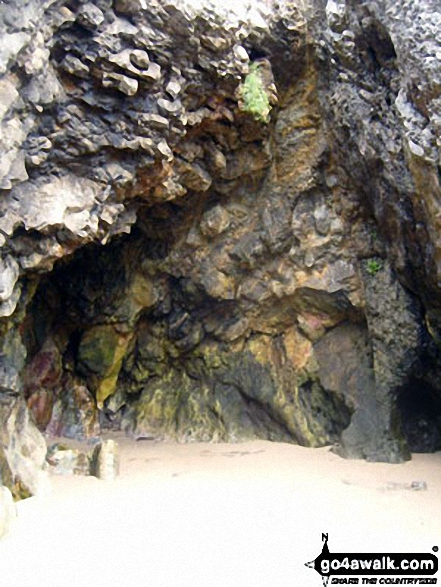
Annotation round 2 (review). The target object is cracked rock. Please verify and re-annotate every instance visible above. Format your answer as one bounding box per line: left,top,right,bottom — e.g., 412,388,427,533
103,72,138,96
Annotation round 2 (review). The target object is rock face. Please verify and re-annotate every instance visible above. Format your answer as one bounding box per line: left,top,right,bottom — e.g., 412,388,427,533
0,0,440,477
0,396,48,499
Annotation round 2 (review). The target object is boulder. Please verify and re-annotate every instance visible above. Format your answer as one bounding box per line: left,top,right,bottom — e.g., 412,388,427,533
46,445,91,476
91,440,119,481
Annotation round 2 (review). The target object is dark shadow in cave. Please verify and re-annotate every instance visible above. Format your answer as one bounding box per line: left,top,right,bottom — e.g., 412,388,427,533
397,378,441,453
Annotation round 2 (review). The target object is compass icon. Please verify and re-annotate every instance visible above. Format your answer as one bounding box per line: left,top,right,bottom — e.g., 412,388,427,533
305,534,331,587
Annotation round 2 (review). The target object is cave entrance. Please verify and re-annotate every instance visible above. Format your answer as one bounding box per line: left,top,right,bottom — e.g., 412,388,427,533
397,378,441,453
21,223,441,459
20,210,352,450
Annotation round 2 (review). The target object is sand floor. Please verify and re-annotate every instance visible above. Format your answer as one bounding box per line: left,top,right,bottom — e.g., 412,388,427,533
1,435,440,587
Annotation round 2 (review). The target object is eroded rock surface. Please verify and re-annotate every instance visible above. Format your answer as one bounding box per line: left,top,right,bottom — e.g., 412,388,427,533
0,395,48,499
0,0,440,480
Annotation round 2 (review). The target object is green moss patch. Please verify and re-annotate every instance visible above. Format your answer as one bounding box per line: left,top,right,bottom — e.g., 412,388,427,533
239,63,272,123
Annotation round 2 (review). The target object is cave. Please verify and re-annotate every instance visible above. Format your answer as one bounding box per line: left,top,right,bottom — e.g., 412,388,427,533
398,379,441,453
20,204,355,448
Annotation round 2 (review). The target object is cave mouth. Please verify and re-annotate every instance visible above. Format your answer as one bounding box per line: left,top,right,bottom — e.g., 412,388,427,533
398,378,441,453
19,224,441,459
18,214,354,450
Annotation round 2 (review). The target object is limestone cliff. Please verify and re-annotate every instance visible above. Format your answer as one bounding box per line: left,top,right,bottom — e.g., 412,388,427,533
0,0,440,494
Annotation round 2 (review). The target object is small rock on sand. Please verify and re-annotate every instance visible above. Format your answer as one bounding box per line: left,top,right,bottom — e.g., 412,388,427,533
91,439,119,481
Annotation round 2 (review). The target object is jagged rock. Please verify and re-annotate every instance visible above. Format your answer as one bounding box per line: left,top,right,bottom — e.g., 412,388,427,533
102,72,138,96
26,136,52,167
200,205,230,238
0,328,26,393
234,45,249,62
165,80,181,98
61,55,90,79
141,113,169,129
130,50,149,69
0,79,19,119
77,3,105,28
46,384,100,441
315,324,388,461
121,325,349,445
0,396,48,499
23,339,62,430
0,486,17,541
157,98,182,116
143,62,161,83
157,139,173,161
0,32,30,75
114,0,147,14
78,326,131,409
46,446,91,476
27,389,54,431
176,159,212,192
0,175,104,236
0,256,19,305
107,49,150,78
23,339,62,395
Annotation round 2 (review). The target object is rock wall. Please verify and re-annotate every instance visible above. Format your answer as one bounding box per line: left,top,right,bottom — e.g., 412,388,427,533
0,0,441,491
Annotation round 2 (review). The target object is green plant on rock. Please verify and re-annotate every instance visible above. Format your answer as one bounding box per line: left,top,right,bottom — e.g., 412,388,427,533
366,259,383,276
239,63,271,123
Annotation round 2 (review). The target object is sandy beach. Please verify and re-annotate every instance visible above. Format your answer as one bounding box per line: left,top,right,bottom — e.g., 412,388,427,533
1,436,440,587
